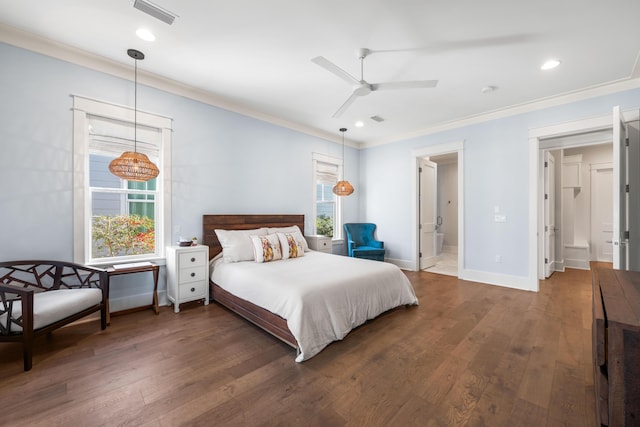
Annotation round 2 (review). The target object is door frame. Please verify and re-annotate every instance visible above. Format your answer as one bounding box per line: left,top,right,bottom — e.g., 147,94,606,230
528,109,639,289
411,140,465,272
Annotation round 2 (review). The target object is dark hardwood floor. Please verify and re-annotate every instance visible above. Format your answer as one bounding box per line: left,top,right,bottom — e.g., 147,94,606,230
0,267,598,426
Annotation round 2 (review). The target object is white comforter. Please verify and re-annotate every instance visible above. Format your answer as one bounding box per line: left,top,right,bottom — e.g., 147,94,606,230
210,251,418,362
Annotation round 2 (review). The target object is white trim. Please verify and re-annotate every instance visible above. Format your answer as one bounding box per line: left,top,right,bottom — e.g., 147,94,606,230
0,24,343,146
311,152,343,239
460,269,533,292
5,23,640,150
410,140,464,274
528,108,639,289
72,96,172,264
369,78,640,147
385,257,415,270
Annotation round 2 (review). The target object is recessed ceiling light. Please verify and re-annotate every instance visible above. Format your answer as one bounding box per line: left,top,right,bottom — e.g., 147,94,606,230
541,59,561,70
481,85,497,93
355,121,364,128
136,28,156,42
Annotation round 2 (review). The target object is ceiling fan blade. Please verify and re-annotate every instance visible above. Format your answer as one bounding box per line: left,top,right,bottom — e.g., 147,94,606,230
371,80,438,91
332,93,359,118
312,56,360,86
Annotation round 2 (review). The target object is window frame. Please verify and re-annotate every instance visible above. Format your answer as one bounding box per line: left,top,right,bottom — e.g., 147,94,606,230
311,153,344,241
72,95,172,265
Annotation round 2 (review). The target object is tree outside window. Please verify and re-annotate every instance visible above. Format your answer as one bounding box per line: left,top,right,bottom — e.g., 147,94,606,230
89,153,158,260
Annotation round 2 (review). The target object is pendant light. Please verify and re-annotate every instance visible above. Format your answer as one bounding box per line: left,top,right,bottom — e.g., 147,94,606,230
109,49,159,182
333,127,354,196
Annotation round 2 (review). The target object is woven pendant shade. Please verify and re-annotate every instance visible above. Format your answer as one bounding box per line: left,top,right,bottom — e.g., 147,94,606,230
109,49,159,182
333,180,354,196
332,127,354,196
108,151,159,182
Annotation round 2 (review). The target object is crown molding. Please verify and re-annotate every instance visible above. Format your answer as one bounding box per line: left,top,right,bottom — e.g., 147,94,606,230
2,22,636,151
0,23,353,147
365,76,640,148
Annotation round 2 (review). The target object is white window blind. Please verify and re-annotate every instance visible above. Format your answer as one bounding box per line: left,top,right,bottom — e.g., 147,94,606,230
88,115,160,158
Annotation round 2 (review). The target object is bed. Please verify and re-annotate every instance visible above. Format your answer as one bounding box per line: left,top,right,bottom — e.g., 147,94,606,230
203,214,418,361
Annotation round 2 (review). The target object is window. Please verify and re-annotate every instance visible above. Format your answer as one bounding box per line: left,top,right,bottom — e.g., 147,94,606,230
73,96,172,265
312,153,343,240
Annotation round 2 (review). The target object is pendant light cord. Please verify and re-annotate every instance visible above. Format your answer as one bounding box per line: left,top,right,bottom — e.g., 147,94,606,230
133,57,138,153
340,128,347,180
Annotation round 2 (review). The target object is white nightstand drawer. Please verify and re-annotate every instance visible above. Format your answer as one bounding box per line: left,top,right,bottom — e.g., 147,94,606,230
179,266,206,283
179,281,207,299
305,235,333,254
178,251,206,267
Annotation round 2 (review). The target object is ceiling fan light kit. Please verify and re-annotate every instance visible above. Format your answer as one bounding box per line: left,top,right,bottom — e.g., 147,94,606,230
312,47,438,118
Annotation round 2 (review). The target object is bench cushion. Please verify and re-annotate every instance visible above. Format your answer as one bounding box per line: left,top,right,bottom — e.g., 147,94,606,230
1,288,103,332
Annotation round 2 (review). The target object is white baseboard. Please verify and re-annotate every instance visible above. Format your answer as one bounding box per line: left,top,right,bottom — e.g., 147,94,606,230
460,269,536,292
388,258,537,292
553,259,565,272
386,257,415,270
564,259,590,270
109,290,168,313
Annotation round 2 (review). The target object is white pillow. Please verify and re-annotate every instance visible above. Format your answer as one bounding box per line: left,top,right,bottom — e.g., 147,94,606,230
250,234,282,263
266,226,309,252
277,232,305,259
215,228,268,263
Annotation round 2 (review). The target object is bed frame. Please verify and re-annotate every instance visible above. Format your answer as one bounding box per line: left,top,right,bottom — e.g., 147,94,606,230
202,214,304,349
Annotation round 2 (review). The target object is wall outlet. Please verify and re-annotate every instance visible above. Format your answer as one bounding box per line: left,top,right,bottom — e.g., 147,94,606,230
495,255,501,263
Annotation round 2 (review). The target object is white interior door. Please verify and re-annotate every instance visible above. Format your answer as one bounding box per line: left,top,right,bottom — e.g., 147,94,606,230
612,106,628,270
591,166,614,262
544,152,556,277
420,159,438,269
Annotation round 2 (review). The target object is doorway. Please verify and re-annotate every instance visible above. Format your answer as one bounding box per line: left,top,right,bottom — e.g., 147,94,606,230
529,107,640,290
421,152,459,276
411,140,464,274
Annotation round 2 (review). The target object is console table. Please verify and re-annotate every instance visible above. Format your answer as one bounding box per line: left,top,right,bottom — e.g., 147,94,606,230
592,267,640,426
106,262,159,324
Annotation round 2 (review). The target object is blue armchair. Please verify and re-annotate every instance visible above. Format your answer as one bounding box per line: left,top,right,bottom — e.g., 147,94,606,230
344,223,385,261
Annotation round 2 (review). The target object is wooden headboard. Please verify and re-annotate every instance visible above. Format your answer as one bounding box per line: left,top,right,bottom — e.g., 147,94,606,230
202,214,305,259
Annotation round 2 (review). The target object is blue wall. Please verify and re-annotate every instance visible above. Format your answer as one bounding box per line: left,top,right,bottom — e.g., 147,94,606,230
0,42,359,263
2,41,640,295
360,87,640,282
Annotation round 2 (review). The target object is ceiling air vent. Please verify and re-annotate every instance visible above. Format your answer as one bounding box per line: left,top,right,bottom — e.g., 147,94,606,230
370,115,384,123
133,0,178,25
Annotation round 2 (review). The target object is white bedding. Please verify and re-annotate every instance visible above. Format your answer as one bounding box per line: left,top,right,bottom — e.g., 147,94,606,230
210,251,418,362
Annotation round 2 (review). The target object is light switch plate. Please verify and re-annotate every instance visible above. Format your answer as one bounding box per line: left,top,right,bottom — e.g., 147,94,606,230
494,214,507,223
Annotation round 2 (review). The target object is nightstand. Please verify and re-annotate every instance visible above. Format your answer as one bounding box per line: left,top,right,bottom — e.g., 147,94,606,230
166,245,209,313
305,235,333,254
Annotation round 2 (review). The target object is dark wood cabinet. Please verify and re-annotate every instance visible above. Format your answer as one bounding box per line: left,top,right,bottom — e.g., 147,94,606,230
592,268,640,426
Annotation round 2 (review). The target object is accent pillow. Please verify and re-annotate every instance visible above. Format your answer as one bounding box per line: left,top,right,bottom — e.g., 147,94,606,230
251,234,283,263
266,226,309,252
277,232,305,259
215,228,268,263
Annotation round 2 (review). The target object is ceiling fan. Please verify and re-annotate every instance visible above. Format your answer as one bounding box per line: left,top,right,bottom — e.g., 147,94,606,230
312,48,438,118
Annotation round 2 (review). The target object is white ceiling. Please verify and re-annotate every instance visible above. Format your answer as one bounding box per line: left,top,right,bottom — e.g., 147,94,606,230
1,0,640,146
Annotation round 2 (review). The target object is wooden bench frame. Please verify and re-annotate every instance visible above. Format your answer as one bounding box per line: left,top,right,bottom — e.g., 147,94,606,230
0,260,109,371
